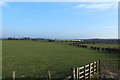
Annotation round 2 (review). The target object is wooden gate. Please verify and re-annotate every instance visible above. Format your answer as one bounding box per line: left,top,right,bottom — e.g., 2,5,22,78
72,60,100,80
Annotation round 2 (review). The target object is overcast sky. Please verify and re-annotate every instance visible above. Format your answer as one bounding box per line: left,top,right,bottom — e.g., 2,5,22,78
1,2,118,39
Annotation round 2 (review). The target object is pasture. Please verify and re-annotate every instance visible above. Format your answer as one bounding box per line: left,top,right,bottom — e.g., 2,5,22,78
85,43,118,48
2,40,119,79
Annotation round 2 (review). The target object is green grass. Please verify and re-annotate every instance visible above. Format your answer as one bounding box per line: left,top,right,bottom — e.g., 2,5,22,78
85,43,118,48
2,40,119,79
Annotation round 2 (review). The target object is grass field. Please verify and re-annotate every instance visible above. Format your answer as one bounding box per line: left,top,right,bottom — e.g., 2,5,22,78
2,40,119,79
85,43,118,48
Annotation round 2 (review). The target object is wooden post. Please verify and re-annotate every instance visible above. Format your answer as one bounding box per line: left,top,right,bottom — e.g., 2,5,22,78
89,63,91,79
76,67,79,80
72,68,76,80
93,62,95,76
97,60,99,73
84,66,86,80
48,70,51,80
13,71,15,80
96,61,98,73
21,74,25,78
99,59,101,80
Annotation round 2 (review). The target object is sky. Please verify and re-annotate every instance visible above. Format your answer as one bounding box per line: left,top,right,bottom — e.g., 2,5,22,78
1,2,118,39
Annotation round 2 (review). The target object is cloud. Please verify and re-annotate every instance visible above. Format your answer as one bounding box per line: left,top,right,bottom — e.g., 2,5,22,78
0,1,5,6
75,2,117,10
0,1,9,8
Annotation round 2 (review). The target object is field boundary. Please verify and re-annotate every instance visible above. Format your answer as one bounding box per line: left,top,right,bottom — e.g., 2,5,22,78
11,61,100,80
71,60,100,80
4,59,120,80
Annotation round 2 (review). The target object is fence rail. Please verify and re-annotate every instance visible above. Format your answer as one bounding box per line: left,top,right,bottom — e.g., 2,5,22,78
72,60,100,80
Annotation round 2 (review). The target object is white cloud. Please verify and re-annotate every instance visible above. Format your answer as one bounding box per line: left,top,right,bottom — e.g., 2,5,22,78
0,1,5,6
76,4,86,8
0,1,9,8
75,3,118,10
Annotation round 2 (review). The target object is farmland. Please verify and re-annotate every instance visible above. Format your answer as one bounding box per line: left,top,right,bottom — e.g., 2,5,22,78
2,40,119,79
85,43,118,48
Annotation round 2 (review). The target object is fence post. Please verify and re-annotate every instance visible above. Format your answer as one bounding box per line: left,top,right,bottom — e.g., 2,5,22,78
89,63,91,79
76,67,79,80
84,66,86,80
48,70,51,80
99,59,101,80
96,61,98,73
21,74,25,78
93,62,95,76
72,68,76,80
13,71,15,80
